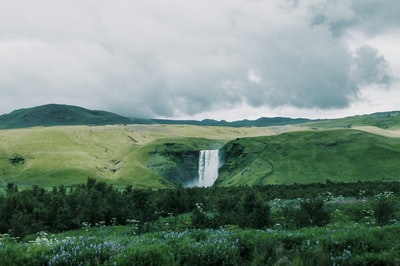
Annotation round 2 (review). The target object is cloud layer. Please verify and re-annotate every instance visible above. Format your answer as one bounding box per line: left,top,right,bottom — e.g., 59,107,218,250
0,0,398,119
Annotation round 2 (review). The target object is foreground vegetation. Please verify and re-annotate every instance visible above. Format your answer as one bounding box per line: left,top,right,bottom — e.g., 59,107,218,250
1,223,399,265
1,179,400,265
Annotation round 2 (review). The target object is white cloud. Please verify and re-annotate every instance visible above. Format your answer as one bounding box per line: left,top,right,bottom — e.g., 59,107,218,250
0,0,398,119
247,69,262,84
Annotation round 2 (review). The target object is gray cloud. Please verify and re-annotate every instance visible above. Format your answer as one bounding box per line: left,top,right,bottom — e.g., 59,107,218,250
351,0,400,35
353,46,392,85
310,0,400,37
0,0,397,118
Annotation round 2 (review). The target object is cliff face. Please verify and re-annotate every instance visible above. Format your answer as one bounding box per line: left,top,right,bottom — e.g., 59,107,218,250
146,140,223,186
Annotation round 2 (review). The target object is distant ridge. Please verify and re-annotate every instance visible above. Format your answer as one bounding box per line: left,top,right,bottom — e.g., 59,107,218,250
152,117,311,127
0,104,133,129
0,104,399,130
0,104,312,129
307,111,400,129
151,111,400,129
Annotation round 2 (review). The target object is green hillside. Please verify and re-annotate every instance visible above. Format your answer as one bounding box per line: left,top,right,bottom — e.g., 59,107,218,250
1,124,400,189
308,111,400,129
217,129,400,186
0,104,311,129
1,104,400,189
152,116,311,127
1,104,399,130
0,104,133,129
0,124,278,189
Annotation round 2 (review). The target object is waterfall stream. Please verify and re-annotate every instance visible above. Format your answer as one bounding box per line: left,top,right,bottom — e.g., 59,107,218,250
197,149,219,187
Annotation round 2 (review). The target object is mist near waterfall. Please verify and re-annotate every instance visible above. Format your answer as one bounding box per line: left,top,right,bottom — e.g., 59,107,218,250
185,149,221,187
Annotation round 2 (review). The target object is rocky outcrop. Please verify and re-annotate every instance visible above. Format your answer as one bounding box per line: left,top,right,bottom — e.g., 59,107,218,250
147,140,222,186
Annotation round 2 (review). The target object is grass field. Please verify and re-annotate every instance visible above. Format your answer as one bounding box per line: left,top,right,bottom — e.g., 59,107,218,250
0,124,293,189
1,123,400,189
307,111,400,129
218,128,400,186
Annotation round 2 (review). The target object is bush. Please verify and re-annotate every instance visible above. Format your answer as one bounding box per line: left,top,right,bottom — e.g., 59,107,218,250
191,203,211,229
297,198,330,227
112,243,174,266
372,192,395,226
350,251,400,266
239,191,271,229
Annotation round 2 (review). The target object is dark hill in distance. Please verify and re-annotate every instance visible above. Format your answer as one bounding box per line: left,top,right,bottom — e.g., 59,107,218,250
0,104,399,130
153,111,400,129
0,104,311,129
0,104,135,129
152,117,311,127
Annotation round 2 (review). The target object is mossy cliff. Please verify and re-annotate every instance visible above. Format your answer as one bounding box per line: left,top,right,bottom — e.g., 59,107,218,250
145,139,223,186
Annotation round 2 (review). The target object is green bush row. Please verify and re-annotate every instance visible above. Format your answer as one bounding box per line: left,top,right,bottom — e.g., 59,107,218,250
2,179,399,237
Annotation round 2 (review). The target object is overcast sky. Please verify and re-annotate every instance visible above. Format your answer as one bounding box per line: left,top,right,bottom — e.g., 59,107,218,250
1,0,399,120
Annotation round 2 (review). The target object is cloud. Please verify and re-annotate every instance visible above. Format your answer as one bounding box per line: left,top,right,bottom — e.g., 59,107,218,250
0,0,397,118
353,46,392,85
351,0,400,35
309,0,400,37
247,69,262,84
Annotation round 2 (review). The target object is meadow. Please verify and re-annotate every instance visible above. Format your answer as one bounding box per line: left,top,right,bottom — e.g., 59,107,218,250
2,123,400,190
1,179,400,265
0,124,302,189
1,113,400,265
218,129,400,185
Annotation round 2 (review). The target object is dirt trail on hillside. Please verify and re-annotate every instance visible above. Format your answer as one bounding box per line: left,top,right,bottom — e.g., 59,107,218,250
354,126,400,138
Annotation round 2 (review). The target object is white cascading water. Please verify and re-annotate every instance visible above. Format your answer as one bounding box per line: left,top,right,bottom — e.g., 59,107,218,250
197,149,219,187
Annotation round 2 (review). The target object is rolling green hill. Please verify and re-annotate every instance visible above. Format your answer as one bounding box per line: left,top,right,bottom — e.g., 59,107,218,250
217,129,400,186
152,117,311,127
0,104,311,129
1,104,400,189
0,104,134,129
1,124,400,189
0,124,279,189
1,104,399,130
308,111,400,129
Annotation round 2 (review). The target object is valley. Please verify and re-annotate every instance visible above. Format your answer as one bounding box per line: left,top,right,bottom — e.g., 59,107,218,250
1,122,400,189
1,104,400,189
0,124,289,189
1,105,400,265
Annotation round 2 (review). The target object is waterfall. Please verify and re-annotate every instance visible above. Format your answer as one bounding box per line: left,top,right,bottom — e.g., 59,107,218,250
197,149,219,187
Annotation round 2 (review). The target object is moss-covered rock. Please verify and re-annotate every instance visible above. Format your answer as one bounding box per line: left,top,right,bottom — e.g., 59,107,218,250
147,139,223,186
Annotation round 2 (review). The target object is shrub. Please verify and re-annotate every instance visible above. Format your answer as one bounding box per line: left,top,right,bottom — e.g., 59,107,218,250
112,243,174,266
297,198,330,228
372,192,395,226
191,203,211,229
239,190,271,229
350,251,400,266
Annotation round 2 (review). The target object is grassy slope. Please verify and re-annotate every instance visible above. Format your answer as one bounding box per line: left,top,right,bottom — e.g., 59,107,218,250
1,122,400,189
0,104,133,129
218,129,400,186
307,111,400,129
0,124,280,189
